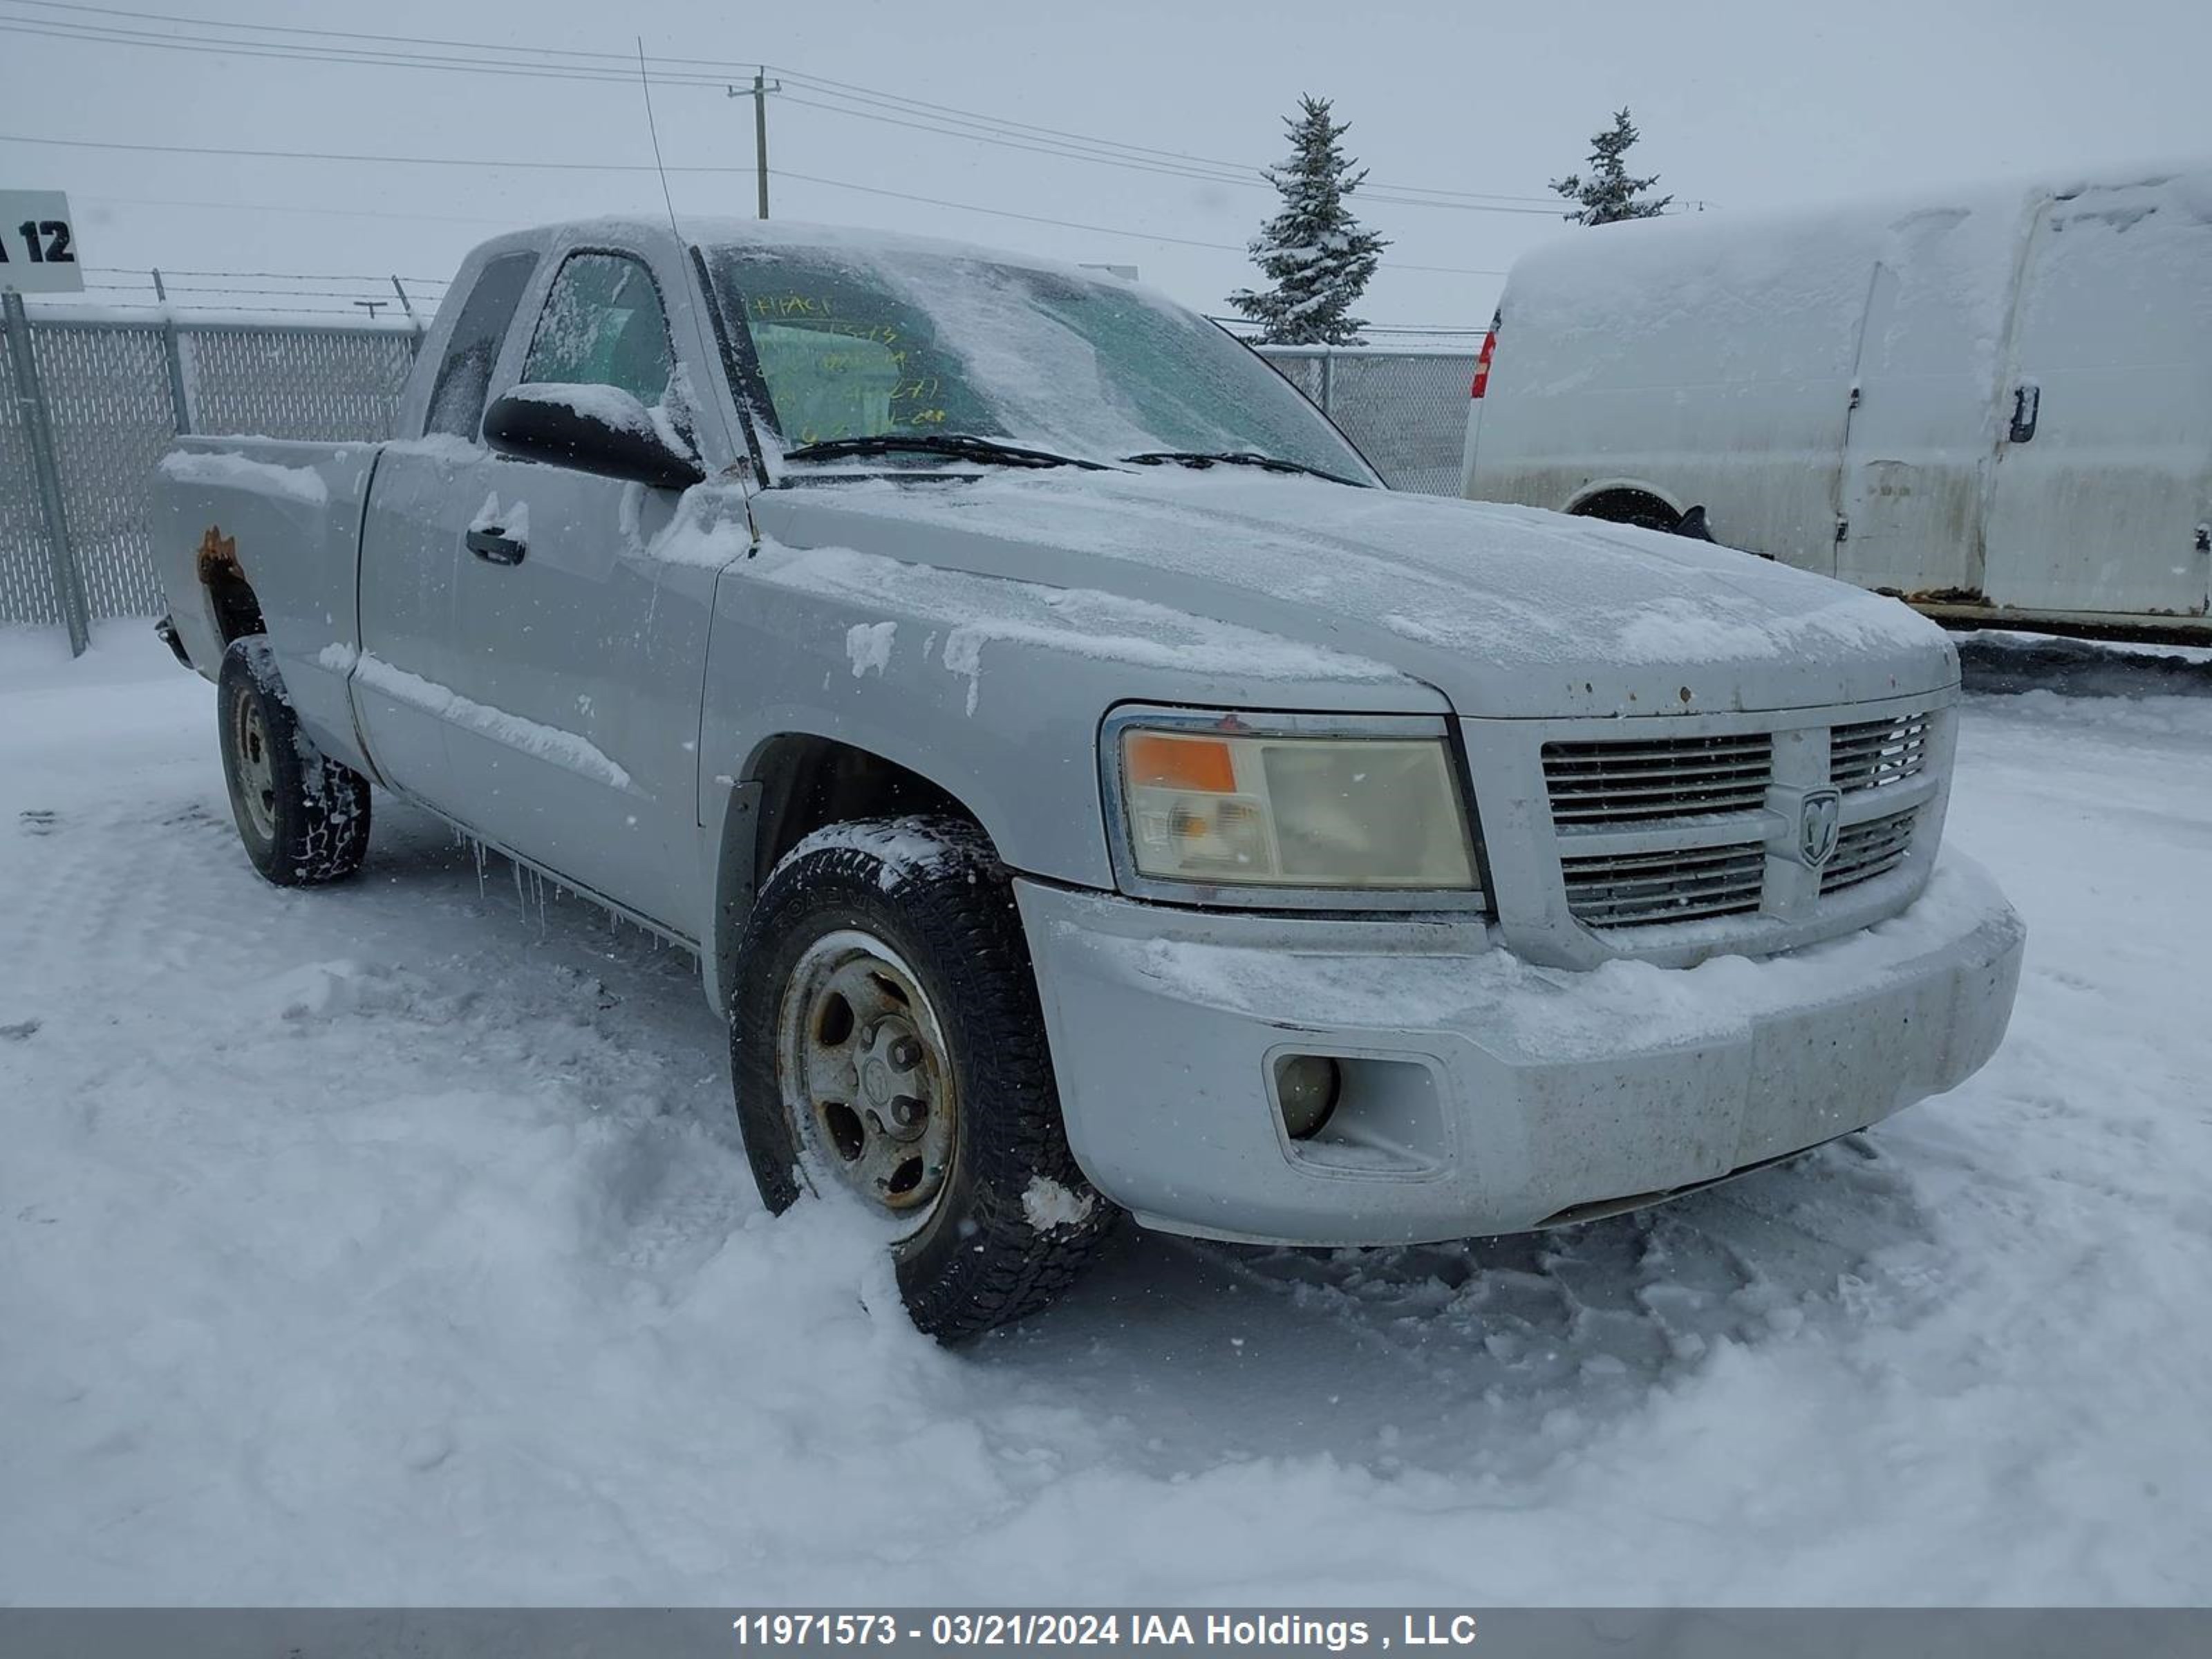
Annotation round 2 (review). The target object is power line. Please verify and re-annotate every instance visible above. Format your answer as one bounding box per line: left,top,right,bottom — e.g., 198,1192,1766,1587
1,15,1551,212
774,92,1259,192
768,167,1258,256
11,3,1555,203
0,129,721,174
771,90,1558,214
3,0,1560,211
76,191,532,229
1,0,758,70
9,134,1509,277
765,65,1562,207
0,16,662,85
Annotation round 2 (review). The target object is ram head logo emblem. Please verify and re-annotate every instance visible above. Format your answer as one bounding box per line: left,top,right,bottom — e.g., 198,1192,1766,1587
1799,788,1842,868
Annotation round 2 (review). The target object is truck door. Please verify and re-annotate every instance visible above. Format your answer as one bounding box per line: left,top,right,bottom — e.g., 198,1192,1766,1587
440,247,731,934
1981,178,2212,619
355,249,539,802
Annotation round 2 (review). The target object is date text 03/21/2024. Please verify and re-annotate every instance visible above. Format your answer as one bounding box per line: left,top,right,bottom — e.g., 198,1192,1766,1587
729,1612,1484,1649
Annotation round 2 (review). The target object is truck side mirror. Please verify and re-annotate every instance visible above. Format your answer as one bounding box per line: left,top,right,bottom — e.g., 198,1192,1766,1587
482,383,705,490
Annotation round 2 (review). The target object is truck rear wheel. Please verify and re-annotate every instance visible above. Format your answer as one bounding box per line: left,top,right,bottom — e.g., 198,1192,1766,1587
216,637,372,887
729,815,1114,1341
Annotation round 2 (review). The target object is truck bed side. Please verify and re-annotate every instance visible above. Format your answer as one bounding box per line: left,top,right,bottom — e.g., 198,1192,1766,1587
152,435,382,776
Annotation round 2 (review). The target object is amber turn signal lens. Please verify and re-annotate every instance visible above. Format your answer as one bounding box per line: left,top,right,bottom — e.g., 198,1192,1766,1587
1124,731,1237,794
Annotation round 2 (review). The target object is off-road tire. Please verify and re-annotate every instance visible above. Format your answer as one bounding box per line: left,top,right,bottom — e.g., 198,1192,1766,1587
216,636,372,886
731,814,1116,1340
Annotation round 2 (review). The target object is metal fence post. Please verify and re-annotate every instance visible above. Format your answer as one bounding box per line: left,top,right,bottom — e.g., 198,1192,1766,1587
151,269,194,435
1319,346,1335,420
392,276,428,359
1,288,90,655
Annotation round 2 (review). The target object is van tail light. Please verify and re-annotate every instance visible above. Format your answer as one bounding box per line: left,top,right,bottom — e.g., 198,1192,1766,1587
1470,330,1497,400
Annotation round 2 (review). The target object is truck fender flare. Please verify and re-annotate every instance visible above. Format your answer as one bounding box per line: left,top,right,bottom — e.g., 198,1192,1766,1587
703,729,1000,1018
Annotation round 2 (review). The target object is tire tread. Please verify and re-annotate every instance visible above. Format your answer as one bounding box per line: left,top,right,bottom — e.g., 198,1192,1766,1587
732,815,1115,1341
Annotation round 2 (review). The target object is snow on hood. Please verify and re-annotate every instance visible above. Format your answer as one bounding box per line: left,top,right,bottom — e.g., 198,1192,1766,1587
754,471,1957,719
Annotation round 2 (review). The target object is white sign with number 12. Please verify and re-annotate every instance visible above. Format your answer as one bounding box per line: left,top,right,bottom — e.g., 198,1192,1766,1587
0,191,84,294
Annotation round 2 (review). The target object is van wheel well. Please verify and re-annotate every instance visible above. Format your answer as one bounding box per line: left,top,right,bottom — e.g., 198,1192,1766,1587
1570,489,1680,533
196,529,265,644
716,736,981,1006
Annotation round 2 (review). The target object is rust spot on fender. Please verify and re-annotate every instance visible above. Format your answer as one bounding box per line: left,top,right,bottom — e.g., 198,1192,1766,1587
195,524,238,585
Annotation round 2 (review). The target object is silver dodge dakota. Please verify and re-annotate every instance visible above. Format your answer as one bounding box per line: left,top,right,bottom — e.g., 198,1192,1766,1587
150,218,2024,1339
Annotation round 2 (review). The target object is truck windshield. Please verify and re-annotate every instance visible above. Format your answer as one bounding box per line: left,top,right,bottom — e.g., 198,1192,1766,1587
702,241,1374,482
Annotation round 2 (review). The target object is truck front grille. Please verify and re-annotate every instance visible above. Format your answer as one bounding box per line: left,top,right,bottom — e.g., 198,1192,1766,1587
1821,809,1918,894
1830,713,1931,794
1541,732,1774,825
1559,840,1768,927
1528,702,1943,935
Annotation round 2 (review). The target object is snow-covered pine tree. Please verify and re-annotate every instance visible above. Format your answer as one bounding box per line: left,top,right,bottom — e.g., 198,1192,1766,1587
1228,95,1389,346
1551,109,1673,225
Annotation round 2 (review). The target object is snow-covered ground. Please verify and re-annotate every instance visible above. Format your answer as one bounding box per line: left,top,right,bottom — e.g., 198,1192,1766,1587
2,623,2207,1606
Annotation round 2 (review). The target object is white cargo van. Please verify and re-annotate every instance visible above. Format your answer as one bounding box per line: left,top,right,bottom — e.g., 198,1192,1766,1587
1463,167,2212,635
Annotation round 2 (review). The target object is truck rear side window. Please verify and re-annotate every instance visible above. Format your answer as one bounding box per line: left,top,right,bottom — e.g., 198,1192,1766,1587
422,251,539,441
522,252,675,407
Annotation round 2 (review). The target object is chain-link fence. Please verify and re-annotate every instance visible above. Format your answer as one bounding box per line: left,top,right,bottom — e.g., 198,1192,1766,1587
0,309,1472,639
0,307,420,637
1262,346,1475,495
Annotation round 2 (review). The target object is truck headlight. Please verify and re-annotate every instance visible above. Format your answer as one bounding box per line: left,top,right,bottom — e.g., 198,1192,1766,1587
1112,718,1477,893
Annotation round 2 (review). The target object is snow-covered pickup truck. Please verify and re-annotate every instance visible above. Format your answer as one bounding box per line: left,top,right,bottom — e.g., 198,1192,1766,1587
151,218,2025,1339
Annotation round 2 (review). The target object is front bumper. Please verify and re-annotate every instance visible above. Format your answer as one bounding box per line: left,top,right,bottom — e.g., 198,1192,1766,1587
1016,851,2023,1246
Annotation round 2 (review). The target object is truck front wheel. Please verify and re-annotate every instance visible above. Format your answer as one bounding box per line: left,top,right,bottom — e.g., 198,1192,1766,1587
216,637,372,886
730,815,1114,1340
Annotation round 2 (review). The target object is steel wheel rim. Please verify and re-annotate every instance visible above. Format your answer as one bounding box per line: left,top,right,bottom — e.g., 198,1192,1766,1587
232,691,278,842
776,928,958,1233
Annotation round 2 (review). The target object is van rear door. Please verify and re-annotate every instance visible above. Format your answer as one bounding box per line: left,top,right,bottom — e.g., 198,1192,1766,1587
1833,198,2023,599
1980,176,2212,619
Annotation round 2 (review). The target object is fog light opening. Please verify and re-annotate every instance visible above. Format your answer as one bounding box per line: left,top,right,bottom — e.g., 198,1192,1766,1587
1274,1053,1342,1141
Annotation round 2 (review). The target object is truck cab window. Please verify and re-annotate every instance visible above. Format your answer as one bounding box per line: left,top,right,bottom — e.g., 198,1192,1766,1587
422,250,539,440
522,252,675,408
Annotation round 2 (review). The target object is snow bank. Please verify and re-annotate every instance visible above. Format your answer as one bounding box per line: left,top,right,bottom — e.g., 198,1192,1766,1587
1,628,2206,1605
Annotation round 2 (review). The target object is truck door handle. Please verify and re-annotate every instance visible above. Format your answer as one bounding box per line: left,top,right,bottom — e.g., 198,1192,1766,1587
2008,383,2040,444
465,527,527,565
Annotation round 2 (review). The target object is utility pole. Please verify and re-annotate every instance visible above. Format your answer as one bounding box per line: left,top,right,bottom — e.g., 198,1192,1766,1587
728,70,781,219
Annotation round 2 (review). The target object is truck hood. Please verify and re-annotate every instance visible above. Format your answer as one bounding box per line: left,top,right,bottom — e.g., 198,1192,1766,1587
756,471,1958,718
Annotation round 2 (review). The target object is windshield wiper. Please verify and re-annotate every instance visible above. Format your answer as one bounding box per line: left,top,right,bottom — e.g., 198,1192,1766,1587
1121,450,1366,487
782,433,1108,471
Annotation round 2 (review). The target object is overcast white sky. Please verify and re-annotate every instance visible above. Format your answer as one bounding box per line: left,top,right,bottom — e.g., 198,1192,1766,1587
3,0,2206,328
